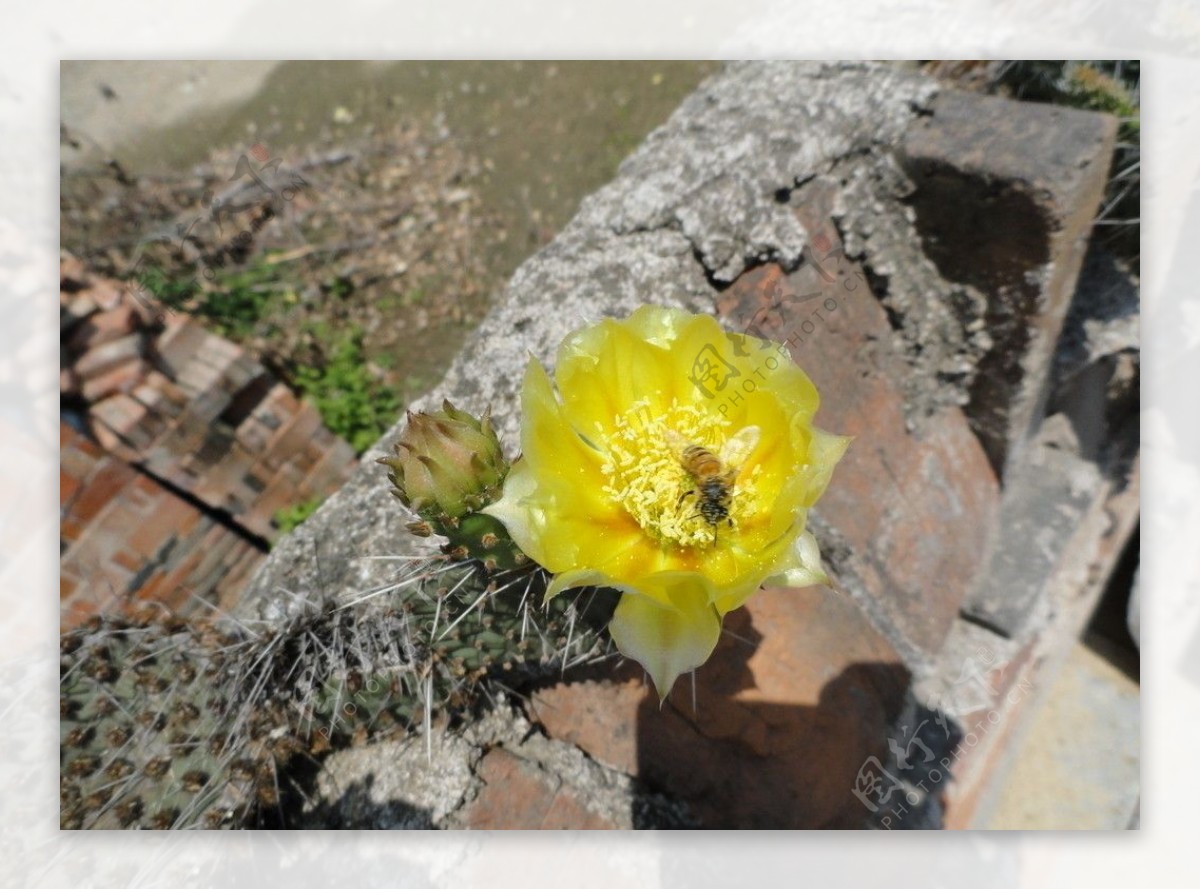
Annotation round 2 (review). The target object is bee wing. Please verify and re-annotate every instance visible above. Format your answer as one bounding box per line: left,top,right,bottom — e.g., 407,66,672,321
719,425,761,468
663,428,693,454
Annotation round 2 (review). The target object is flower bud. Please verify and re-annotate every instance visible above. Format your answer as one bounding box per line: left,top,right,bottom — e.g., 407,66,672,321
379,401,527,571
378,400,507,524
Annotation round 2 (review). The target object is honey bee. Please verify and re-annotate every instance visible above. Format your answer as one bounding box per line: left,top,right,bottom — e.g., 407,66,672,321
667,426,761,528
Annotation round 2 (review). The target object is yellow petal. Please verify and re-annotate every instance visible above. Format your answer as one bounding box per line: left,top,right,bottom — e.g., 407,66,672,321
543,568,613,603
555,317,676,443
797,426,853,509
480,457,543,559
772,529,829,587
485,359,649,572
668,312,820,425
714,530,829,616
608,575,721,700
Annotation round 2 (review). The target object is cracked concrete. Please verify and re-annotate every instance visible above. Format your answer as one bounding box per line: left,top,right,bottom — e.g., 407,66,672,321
834,153,993,427
299,694,692,829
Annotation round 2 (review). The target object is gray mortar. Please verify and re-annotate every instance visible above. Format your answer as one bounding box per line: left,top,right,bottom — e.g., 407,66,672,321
834,153,993,428
299,695,693,829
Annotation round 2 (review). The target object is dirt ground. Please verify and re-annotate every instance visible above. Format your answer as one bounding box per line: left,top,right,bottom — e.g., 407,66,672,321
60,62,720,429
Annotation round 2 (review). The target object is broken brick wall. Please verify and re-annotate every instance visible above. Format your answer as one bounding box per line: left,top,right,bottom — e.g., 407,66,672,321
60,259,357,627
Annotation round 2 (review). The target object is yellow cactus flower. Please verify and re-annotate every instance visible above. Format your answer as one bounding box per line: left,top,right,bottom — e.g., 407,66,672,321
484,305,849,697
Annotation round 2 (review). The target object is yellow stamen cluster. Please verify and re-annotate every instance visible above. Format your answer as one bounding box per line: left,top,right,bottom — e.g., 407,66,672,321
598,399,759,548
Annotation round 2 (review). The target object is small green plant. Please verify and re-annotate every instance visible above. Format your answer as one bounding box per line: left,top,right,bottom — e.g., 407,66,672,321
273,496,325,536
133,260,287,339
324,276,354,300
293,327,401,455
134,264,199,312
196,262,285,339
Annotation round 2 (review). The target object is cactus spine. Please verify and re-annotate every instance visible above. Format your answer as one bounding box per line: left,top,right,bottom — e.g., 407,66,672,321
61,401,616,829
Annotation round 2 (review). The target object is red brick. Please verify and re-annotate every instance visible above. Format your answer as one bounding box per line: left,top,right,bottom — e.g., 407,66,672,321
61,596,101,632
126,493,197,557
61,366,80,398
60,443,98,483
943,459,1140,828
127,516,172,562
194,334,242,370
136,370,190,417
264,403,323,470
87,278,125,311
234,414,276,453
144,551,204,611
182,528,239,592
87,424,140,467
60,468,80,508
75,333,144,379
60,252,88,289
192,423,240,470
192,439,258,507
715,204,999,655
111,548,142,573
248,385,302,452
60,517,84,544
176,506,203,541
65,304,139,355
211,349,265,393
184,386,234,426
124,281,167,326
130,569,169,605
155,316,209,377
129,380,166,415
310,425,336,448
90,392,151,441
532,584,907,828
240,466,308,538
901,90,1116,475
69,500,140,561
298,439,356,501
61,422,103,460
141,412,218,483
219,548,266,610
539,784,618,830
62,294,98,329
81,358,150,404
460,749,619,830
124,473,161,511
176,358,225,399
67,460,136,525
292,442,322,474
